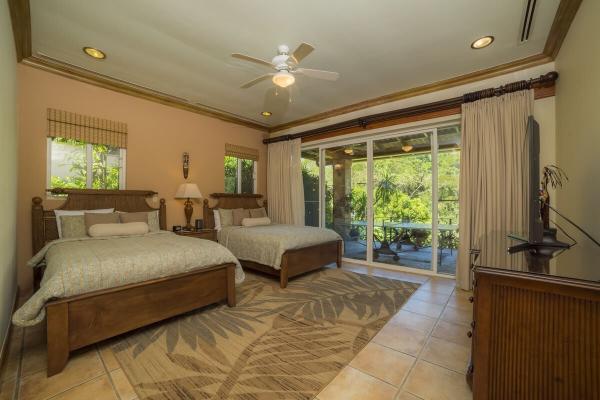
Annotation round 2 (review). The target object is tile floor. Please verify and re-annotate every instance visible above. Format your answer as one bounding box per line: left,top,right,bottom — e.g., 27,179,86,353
0,263,473,400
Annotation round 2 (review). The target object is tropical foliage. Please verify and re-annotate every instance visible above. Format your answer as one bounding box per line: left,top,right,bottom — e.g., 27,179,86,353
301,146,460,249
49,137,121,190
225,156,255,194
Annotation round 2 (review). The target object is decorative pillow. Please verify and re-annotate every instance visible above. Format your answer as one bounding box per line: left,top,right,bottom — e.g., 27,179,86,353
119,212,148,224
249,207,268,218
242,217,271,227
232,208,251,226
84,212,120,234
147,210,160,232
60,215,87,239
54,208,114,238
213,210,222,231
218,208,233,227
88,222,149,237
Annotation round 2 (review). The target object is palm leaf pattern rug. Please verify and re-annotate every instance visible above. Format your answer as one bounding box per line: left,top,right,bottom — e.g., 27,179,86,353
111,268,419,399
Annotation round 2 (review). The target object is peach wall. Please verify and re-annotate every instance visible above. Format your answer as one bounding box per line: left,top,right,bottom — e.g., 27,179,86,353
17,64,267,294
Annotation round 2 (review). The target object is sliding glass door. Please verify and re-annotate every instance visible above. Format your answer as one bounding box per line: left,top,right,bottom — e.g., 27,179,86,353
302,123,460,275
323,143,368,261
372,132,434,271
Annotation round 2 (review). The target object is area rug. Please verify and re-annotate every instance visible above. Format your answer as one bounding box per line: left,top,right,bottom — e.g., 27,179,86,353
111,268,419,400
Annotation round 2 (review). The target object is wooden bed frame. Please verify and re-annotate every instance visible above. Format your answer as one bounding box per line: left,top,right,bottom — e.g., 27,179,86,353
32,189,236,376
203,193,342,288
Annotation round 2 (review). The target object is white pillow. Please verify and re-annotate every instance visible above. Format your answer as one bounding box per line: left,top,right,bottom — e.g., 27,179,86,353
241,217,271,227
88,222,149,237
213,209,222,231
54,208,114,238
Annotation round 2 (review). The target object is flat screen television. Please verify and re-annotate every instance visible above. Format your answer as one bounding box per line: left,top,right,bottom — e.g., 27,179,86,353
509,116,569,252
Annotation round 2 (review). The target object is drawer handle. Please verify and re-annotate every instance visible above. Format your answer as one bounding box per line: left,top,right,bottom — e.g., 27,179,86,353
469,296,474,303
467,331,473,338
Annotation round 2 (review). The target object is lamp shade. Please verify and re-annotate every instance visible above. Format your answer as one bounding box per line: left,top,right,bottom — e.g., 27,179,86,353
175,183,203,199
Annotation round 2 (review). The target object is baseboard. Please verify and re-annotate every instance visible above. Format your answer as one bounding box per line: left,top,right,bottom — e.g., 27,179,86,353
0,285,20,371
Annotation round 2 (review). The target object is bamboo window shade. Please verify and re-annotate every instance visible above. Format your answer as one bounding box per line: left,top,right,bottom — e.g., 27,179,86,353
47,108,128,148
225,143,259,161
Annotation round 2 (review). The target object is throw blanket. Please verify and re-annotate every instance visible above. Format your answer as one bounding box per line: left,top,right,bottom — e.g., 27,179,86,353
218,224,341,269
13,231,243,327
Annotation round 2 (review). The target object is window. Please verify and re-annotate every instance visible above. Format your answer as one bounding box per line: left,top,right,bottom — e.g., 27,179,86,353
224,156,257,194
47,137,126,190
301,149,320,226
302,123,460,276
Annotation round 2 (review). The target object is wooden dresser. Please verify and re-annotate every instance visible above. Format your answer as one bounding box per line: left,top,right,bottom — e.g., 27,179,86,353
468,233,600,400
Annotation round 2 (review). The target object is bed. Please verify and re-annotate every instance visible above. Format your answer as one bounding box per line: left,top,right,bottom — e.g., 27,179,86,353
203,193,342,288
21,188,239,376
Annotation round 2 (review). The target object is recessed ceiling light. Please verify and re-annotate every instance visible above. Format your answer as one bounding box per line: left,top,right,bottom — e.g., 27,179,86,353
260,111,272,117
471,36,494,49
83,47,106,59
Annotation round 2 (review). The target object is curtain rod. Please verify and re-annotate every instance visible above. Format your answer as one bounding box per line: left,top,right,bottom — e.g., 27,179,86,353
263,71,558,144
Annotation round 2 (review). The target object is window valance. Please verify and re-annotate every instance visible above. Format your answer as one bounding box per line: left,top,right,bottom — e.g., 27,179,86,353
225,143,259,161
47,108,128,148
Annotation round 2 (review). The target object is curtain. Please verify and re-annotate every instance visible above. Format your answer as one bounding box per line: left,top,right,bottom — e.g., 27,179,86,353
267,139,305,225
456,90,533,290
47,108,127,148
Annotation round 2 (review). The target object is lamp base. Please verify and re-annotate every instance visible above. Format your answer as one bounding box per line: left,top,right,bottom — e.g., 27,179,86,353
184,198,194,231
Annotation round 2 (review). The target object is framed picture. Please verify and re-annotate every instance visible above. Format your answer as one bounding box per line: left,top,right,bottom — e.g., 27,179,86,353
195,219,204,230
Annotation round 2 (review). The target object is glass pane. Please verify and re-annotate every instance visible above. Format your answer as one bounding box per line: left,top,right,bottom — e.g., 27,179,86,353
92,144,121,189
49,138,87,189
372,133,433,270
437,126,461,275
324,143,367,261
301,149,320,227
240,159,254,194
224,156,238,193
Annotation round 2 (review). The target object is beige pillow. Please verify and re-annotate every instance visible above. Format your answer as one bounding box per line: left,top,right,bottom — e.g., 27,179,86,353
89,222,149,237
218,208,233,227
242,217,271,227
60,215,87,238
84,212,120,234
232,208,250,226
120,211,148,224
249,207,267,218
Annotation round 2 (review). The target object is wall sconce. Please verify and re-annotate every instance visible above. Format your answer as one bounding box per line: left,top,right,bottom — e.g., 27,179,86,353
182,152,190,179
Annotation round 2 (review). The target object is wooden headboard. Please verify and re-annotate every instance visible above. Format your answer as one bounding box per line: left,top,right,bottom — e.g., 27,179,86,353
202,193,267,229
32,189,166,255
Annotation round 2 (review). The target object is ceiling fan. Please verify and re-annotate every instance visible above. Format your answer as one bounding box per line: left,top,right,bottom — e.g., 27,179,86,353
232,43,340,89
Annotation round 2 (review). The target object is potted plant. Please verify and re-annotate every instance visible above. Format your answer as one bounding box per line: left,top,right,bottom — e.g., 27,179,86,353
540,165,568,229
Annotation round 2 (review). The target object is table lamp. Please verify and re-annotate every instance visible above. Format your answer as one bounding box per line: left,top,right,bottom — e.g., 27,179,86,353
175,183,203,230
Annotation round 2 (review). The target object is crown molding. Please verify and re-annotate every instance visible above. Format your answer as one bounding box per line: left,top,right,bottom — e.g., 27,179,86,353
21,56,268,131
8,0,581,133
268,53,553,133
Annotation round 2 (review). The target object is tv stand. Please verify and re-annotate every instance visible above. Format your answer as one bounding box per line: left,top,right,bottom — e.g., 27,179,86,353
508,228,570,254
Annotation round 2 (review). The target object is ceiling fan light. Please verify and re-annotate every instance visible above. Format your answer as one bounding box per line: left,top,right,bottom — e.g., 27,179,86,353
272,71,295,88
402,144,413,152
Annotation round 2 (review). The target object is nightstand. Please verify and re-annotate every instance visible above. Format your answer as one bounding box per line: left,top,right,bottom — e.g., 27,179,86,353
174,229,217,242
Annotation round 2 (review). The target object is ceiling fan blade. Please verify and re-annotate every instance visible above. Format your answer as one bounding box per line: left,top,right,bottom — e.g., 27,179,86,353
240,74,274,89
295,68,339,81
290,42,314,64
232,53,274,68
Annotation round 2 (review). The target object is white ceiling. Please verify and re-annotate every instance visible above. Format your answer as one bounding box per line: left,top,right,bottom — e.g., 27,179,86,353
30,0,560,127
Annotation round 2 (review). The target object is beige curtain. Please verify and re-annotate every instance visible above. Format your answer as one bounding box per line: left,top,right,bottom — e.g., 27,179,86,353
47,108,128,148
456,90,533,289
267,139,305,225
